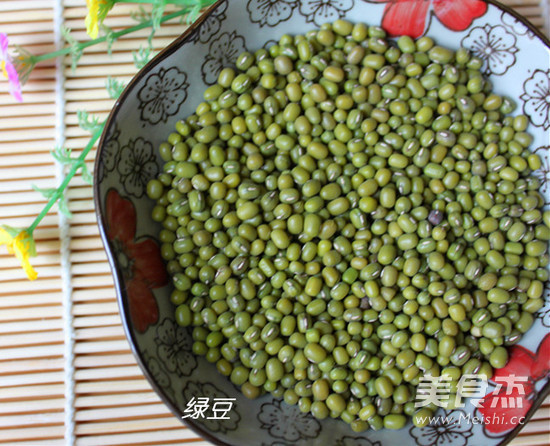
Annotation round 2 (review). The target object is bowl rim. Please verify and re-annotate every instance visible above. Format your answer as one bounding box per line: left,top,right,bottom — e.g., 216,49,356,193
93,3,230,444
93,1,550,444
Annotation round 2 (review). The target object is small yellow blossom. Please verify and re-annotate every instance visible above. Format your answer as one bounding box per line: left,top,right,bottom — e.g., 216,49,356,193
0,227,37,281
85,0,101,39
85,0,113,39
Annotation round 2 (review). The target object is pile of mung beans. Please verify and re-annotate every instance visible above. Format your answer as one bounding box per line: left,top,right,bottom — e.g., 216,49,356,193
146,20,549,431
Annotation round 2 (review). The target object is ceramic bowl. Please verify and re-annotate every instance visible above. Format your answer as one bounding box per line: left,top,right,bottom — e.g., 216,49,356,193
94,1,550,444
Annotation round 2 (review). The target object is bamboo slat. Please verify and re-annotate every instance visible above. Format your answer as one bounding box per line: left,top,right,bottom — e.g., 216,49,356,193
75,379,152,394
71,275,116,289
0,412,65,428
0,289,62,306
70,251,110,264
74,325,125,340
0,319,64,334
0,344,64,361
0,11,55,23
75,403,169,421
0,371,64,387
0,399,65,414
0,2,54,11
74,366,143,381
0,384,65,399
73,353,135,368
0,177,60,192
5,441,66,446
69,236,105,251
75,418,186,435
74,314,122,328
0,330,65,348
74,392,161,408
510,434,550,446
0,426,65,442
0,307,63,322
73,340,129,354
0,278,62,294
75,432,209,446
72,290,116,304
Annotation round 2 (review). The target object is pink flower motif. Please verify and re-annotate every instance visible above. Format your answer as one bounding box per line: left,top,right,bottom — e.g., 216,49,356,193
371,0,487,38
0,33,23,102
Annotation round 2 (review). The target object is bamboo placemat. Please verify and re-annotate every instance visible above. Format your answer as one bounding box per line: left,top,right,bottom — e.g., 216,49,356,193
0,1,549,445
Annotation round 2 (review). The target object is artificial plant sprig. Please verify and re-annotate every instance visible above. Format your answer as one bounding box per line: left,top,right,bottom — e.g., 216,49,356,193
0,226,38,280
0,0,215,279
20,5,214,81
106,76,126,99
28,123,105,233
86,0,116,39
0,123,104,280
1,72,125,279
85,0,211,37
5,1,216,99
0,33,23,101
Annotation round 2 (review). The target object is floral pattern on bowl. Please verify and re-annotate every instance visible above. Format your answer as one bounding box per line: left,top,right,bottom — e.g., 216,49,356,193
137,66,190,125
460,24,518,76
94,1,550,445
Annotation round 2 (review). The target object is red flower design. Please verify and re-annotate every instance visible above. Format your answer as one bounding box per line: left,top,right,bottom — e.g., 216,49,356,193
106,189,168,332
478,334,550,434
373,0,487,38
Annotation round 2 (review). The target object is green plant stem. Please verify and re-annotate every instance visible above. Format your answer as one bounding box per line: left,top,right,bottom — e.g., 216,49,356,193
24,0,215,234
27,123,105,234
31,4,211,65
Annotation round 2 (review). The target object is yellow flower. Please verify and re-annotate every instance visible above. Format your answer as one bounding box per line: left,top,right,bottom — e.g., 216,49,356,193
85,0,101,39
85,0,114,39
0,227,37,281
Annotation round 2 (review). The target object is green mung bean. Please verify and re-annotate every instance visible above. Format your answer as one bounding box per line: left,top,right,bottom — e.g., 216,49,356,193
147,20,547,432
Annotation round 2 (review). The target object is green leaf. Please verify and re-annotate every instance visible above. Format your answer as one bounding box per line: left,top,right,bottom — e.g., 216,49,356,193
32,185,73,219
61,27,83,71
50,145,94,186
0,224,24,239
81,163,93,186
132,44,152,70
151,0,167,30
106,77,125,100
186,3,203,23
1,225,38,257
25,232,37,257
77,110,101,134
61,26,73,44
51,146,74,166
32,185,57,199
98,0,116,22
130,6,152,24
101,24,116,55
13,45,35,85
57,195,73,219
